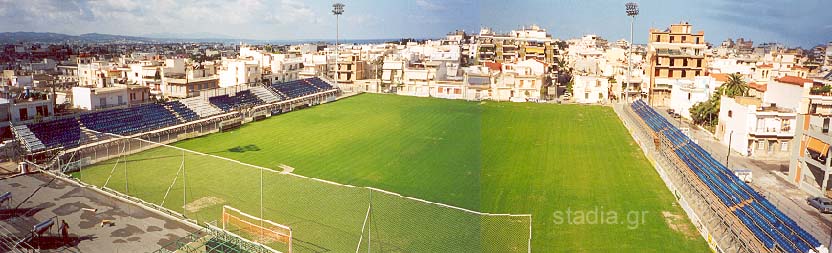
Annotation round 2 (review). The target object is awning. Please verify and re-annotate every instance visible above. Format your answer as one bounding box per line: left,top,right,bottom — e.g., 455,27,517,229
807,137,830,155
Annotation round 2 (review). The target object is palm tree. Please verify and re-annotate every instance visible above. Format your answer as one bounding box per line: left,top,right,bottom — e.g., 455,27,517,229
721,73,748,97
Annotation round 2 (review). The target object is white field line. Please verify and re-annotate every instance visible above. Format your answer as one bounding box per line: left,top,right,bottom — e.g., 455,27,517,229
82,126,531,219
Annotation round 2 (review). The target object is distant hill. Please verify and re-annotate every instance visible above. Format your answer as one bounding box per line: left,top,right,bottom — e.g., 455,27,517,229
0,31,426,45
0,32,160,44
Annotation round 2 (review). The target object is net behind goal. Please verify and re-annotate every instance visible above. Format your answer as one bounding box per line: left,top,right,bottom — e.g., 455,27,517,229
222,205,292,252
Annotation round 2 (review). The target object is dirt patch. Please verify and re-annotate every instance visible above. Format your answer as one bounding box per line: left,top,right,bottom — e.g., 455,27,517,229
278,164,295,174
662,211,697,240
184,196,225,213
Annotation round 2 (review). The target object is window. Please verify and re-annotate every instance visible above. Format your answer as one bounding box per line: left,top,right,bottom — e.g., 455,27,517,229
654,69,660,77
100,98,107,107
598,92,603,100
824,118,830,133
117,95,123,105
670,36,675,43
656,35,661,42
681,70,687,78
781,141,789,152
757,140,765,150
683,59,688,66
682,36,687,42
728,110,733,118
19,108,28,121
688,93,691,100
695,37,700,44
585,92,589,99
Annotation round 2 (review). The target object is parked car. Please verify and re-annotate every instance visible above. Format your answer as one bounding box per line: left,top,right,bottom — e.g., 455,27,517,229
671,112,681,119
732,169,752,183
808,197,832,213
666,108,675,114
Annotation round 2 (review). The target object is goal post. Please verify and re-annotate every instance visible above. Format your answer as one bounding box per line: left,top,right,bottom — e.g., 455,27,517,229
221,205,292,252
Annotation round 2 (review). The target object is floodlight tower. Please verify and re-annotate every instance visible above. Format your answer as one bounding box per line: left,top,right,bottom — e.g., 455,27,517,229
332,2,345,84
625,2,639,103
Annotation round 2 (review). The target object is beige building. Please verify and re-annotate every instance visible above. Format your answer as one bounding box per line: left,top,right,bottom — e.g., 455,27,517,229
335,54,367,84
647,22,707,107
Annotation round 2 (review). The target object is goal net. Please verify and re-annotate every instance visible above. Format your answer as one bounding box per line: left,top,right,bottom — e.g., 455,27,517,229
222,205,292,252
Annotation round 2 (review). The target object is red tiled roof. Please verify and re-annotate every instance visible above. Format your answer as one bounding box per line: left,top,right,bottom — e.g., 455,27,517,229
748,82,767,92
791,65,809,71
775,75,813,86
710,73,729,82
758,64,773,68
484,62,502,72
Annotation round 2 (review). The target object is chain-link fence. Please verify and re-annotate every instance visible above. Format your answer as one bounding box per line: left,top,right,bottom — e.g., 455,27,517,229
53,130,531,253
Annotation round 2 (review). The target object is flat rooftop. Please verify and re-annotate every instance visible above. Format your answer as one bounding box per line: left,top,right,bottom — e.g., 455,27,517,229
0,172,195,252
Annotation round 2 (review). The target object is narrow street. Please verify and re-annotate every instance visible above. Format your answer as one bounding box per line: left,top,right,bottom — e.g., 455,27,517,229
653,107,832,246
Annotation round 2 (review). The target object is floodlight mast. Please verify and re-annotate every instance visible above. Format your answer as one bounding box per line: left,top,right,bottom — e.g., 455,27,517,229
333,3,345,86
625,2,639,104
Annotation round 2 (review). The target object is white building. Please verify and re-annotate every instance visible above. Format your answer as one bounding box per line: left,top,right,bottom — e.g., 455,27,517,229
572,75,610,104
717,96,796,159
669,76,714,119
72,85,151,110
219,59,261,87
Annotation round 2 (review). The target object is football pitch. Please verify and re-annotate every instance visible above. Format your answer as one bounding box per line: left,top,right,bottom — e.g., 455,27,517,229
74,93,709,252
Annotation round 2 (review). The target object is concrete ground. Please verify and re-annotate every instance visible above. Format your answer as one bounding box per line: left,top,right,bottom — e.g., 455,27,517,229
0,172,196,252
652,106,832,247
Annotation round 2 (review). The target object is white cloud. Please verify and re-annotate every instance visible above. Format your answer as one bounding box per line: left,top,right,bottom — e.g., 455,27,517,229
415,0,443,11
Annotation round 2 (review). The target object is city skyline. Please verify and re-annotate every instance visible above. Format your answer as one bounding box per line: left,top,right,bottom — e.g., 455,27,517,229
0,0,830,47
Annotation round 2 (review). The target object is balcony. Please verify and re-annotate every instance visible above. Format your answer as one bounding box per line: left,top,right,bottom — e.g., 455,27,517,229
748,127,793,137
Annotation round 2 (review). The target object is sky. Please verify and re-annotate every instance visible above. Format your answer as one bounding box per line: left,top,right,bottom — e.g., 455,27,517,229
0,0,829,47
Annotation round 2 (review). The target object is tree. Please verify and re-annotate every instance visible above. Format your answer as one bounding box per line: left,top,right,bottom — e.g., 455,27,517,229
812,85,832,95
689,91,721,130
721,73,748,97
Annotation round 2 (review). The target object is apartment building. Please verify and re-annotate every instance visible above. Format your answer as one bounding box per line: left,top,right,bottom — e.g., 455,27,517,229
475,25,558,65
647,22,707,107
335,54,367,84
162,66,220,99
572,75,610,104
218,59,261,87
718,96,796,159
788,85,832,197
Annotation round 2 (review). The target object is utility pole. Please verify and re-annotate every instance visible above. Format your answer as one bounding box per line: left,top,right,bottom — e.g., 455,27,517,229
625,2,639,103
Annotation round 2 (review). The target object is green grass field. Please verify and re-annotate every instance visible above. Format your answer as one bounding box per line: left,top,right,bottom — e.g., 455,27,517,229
75,93,708,252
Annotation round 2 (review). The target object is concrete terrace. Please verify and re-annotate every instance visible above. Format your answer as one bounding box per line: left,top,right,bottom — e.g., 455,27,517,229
0,172,195,252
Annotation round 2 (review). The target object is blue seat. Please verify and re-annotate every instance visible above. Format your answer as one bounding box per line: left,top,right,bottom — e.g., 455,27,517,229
630,100,820,252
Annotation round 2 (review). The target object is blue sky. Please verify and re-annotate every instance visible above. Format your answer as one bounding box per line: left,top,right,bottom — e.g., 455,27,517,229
0,0,829,47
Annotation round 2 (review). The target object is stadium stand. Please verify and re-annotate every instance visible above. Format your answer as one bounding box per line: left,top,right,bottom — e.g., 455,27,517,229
249,86,282,104
12,78,337,152
630,100,821,253
80,104,181,136
179,97,223,118
271,79,320,99
12,125,46,152
306,78,335,91
165,101,200,122
26,117,83,149
208,90,265,112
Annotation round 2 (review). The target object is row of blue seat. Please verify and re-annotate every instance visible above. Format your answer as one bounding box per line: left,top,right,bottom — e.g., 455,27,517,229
270,78,325,99
80,104,181,136
630,100,820,253
166,101,200,121
19,77,337,148
27,117,82,149
208,90,265,112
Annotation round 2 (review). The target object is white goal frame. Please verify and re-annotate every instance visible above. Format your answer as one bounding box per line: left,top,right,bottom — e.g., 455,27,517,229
222,205,292,252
